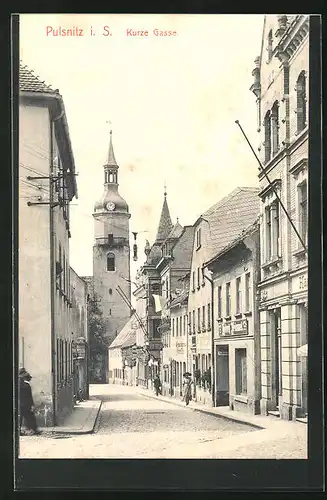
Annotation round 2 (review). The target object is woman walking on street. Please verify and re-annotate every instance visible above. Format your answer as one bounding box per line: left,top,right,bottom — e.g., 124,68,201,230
182,373,193,406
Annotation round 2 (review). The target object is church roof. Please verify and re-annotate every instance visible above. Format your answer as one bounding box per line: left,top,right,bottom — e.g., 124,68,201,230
106,130,118,167
155,193,173,243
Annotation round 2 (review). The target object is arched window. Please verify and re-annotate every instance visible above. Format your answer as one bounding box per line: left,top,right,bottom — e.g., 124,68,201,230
271,101,279,155
107,253,115,271
264,110,271,163
109,172,114,183
296,71,306,132
267,30,273,61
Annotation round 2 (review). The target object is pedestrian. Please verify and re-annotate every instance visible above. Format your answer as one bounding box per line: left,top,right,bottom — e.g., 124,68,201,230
19,368,40,436
153,374,162,396
182,372,193,406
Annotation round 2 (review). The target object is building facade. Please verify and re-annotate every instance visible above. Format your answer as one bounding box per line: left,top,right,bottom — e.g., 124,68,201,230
188,187,261,407
108,315,136,385
206,223,261,414
92,131,131,382
70,267,89,401
19,64,78,426
250,15,309,420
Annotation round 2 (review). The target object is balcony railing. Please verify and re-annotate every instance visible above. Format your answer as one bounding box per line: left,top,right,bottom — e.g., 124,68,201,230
95,237,128,248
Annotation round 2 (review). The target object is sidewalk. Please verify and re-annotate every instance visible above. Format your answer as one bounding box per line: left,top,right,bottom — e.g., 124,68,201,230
136,386,304,433
39,398,102,435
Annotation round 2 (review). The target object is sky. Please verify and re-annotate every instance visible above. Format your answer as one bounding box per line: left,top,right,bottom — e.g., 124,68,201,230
19,14,264,281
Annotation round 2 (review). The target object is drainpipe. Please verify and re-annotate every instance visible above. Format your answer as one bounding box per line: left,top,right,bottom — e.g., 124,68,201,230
49,120,56,426
203,269,215,407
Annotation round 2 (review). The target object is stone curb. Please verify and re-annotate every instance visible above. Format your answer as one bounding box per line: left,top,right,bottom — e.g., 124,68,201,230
137,389,264,430
38,400,102,435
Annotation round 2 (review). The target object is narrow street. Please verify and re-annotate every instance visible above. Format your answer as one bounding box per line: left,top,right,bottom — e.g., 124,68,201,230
19,385,307,459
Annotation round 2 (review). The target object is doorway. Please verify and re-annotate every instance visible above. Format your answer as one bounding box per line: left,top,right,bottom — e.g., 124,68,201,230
271,308,282,410
215,345,229,406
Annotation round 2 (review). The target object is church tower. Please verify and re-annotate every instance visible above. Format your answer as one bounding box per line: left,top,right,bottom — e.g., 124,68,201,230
93,130,131,352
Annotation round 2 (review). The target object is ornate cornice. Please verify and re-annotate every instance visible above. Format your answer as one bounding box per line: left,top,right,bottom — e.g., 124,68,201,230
274,15,309,64
289,158,308,177
258,178,282,200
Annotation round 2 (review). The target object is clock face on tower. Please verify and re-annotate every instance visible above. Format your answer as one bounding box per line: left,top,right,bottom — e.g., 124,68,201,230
106,201,116,211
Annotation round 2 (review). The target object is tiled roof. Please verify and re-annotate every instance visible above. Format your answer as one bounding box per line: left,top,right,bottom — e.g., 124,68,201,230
109,315,135,349
171,225,195,270
20,62,58,94
203,187,260,262
167,220,184,240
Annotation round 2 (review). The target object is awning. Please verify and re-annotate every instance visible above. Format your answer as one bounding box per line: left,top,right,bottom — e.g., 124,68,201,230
297,344,308,357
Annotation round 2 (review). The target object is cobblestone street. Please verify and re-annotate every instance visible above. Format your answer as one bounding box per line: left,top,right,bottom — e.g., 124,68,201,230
19,385,307,459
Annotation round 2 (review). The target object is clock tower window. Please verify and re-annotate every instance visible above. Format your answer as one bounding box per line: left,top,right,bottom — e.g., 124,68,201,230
107,253,115,272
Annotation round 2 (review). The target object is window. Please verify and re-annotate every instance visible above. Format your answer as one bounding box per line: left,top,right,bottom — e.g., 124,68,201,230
184,315,187,335
226,283,231,316
197,267,200,288
265,206,272,260
197,308,201,332
58,243,62,289
218,286,222,317
176,316,179,336
235,348,247,395
201,267,205,286
107,252,115,271
207,303,211,329
236,277,242,314
298,181,308,244
188,312,192,333
266,201,281,260
267,29,273,61
153,319,160,339
202,305,206,330
296,71,306,133
264,111,271,163
196,227,201,249
108,233,114,246
172,318,175,337
245,273,251,311
192,271,195,291
109,288,113,295
271,101,279,155
192,310,195,333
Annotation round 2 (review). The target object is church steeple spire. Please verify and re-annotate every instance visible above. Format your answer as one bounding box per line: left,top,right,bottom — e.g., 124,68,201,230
155,185,173,243
104,129,119,186
107,130,117,166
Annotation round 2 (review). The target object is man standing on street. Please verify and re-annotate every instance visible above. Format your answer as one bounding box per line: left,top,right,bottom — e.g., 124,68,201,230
153,374,162,396
19,368,40,435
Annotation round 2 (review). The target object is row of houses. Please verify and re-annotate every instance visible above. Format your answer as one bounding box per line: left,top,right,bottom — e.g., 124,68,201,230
108,14,309,421
19,63,89,427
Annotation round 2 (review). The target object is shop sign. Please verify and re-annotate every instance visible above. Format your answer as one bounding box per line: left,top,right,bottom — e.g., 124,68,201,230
232,319,248,335
176,342,186,354
219,323,232,336
76,341,86,360
299,274,308,291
